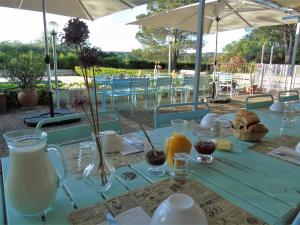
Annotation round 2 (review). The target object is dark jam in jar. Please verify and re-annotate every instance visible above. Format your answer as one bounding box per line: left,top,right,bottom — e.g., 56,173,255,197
194,141,216,155
146,150,166,166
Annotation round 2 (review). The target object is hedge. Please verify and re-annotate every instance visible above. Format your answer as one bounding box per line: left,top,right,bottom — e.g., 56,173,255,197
74,66,154,77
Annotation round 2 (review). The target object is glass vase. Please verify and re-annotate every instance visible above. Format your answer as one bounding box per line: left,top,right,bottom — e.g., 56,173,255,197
83,134,115,192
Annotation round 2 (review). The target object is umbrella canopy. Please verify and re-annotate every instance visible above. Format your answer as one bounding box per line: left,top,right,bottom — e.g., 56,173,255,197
129,0,299,99
268,0,300,12
0,0,146,20
128,0,297,33
0,0,146,118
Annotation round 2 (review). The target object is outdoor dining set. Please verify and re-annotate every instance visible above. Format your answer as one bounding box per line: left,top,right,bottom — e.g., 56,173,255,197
1,89,300,225
93,74,232,112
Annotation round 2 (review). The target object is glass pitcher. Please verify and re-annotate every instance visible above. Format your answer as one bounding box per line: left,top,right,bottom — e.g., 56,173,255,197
3,129,69,216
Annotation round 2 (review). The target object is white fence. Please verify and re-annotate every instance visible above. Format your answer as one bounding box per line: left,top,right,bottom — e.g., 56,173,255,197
253,64,300,91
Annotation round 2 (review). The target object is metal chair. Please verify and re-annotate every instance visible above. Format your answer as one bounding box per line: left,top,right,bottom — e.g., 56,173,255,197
131,77,150,110
109,78,133,111
151,76,173,108
278,90,299,103
198,75,211,101
216,72,234,97
245,94,274,110
36,111,122,145
154,102,210,128
175,76,195,103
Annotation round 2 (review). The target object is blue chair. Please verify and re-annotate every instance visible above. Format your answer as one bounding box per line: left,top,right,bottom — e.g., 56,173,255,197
175,76,195,103
151,76,173,108
278,90,299,103
36,111,122,145
109,78,133,111
198,75,211,101
131,77,150,110
154,102,210,128
245,94,274,110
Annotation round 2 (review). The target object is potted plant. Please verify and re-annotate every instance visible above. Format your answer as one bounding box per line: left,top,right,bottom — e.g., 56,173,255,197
1,51,45,107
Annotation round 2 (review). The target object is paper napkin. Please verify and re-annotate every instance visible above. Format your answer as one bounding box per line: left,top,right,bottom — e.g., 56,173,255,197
98,206,151,225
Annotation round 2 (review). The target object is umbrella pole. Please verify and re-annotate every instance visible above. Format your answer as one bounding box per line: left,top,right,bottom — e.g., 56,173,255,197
289,21,300,90
42,0,54,117
192,0,206,107
212,18,220,99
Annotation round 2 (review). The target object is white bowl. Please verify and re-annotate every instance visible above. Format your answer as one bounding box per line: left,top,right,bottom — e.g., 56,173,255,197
150,193,208,225
200,113,217,128
270,102,285,112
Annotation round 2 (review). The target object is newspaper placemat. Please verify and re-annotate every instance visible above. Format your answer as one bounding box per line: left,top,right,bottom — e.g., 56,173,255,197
63,134,145,180
248,135,300,154
69,179,268,225
267,146,300,166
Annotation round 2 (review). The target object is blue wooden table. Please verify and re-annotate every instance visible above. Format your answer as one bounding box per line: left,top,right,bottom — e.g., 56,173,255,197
1,109,300,225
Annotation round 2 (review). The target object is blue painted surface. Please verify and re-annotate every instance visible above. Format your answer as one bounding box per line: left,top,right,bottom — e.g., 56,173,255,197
245,94,274,109
2,106,300,224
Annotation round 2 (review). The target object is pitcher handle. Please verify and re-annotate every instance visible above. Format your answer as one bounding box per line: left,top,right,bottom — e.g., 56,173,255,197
47,144,70,186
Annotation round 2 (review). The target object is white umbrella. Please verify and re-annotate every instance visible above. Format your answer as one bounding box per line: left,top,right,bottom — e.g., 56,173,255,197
0,0,146,119
129,0,298,99
0,0,146,20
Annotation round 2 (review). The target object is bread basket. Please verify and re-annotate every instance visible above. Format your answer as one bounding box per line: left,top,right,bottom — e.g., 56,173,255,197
232,129,268,142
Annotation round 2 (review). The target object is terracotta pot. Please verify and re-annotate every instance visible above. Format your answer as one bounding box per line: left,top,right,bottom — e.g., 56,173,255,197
18,90,38,108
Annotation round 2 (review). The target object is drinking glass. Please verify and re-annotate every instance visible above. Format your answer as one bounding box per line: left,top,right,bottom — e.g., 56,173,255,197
170,153,191,185
210,119,226,139
280,117,295,136
280,103,296,136
144,141,166,176
171,119,188,135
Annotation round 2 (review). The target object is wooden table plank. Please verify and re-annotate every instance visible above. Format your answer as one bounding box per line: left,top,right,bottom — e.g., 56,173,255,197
44,187,75,225
101,178,130,200
49,150,104,208
0,174,5,225
63,175,104,208
190,174,279,225
214,149,300,191
188,160,293,218
1,157,43,225
115,166,151,190
204,158,300,207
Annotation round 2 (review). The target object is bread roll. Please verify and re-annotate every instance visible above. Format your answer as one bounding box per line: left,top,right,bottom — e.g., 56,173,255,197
232,119,247,131
241,114,260,126
247,124,268,132
236,110,256,119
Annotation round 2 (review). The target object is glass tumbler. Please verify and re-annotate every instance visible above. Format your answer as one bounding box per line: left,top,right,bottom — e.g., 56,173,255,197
170,153,191,185
171,119,188,135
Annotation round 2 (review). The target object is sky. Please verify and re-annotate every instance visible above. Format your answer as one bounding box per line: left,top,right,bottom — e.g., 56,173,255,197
0,4,246,53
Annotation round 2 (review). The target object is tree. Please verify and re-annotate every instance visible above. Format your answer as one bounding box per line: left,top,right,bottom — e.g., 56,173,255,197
134,0,198,70
223,24,298,64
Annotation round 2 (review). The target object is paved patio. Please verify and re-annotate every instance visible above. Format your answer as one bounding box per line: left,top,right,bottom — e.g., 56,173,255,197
0,94,250,157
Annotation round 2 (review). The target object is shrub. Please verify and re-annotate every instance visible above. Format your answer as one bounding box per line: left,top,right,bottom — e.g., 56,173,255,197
74,66,152,77
1,51,45,91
